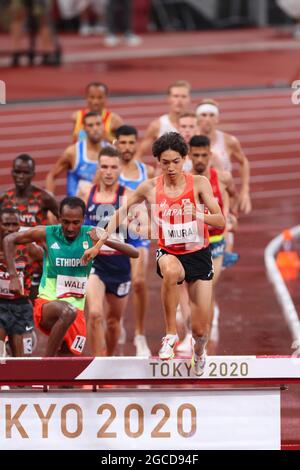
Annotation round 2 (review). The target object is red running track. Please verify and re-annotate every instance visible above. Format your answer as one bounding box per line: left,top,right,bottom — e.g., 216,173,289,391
1,26,300,444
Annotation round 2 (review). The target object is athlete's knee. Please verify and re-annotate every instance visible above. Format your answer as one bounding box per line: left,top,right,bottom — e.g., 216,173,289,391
88,308,104,327
132,277,146,293
106,315,120,332
162,265,182,284
60,304,77,326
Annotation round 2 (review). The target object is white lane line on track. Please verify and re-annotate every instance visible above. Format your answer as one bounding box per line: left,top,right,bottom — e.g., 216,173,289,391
2,125,300,148
252,187,300,199
3,93,292,113
1,179,299,200
2,92,297,117
3,90,292,112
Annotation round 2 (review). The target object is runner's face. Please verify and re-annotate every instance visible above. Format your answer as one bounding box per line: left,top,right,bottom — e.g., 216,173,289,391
84,116,103,143
168,87,190,114
197,112,218,134
12,160,34,191
179,116,198,144
60,206,84,240
86,86,106,112
98,156,120,186
116,134,137,161
190,146,211,174
159,149,185,179
0,213,20,238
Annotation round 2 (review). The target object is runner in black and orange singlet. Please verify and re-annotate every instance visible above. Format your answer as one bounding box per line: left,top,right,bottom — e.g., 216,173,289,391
0,154,59,299
82,132,225,375
0,208,43,358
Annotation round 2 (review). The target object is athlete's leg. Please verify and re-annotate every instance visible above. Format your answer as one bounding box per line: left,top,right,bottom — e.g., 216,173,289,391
210,254,223,326
130,247,149,336
188,279,212,373
86,274,106,356
39,300,77,356
158,254,185,334
105,293,129,356
188,279,213,346
10,1,25,50
10,335,23,357
0,328,6,357
208,254,224,350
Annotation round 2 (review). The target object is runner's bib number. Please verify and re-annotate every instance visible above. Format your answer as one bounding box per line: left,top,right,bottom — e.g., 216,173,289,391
56,275,87,298
0,272,24,298
162,220,203,246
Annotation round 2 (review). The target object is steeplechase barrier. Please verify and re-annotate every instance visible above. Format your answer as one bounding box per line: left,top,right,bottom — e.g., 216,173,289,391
0,355,300,450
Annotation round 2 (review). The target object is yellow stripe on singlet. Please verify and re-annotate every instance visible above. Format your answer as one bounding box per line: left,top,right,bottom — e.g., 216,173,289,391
209,234,224,244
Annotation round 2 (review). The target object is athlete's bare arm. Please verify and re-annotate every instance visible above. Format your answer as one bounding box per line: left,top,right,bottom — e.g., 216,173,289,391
195,176,225,229
41,190,59,220
219,170,239,215
211,151,223,170
82,179,154,263
87,227,139,259
27,243,44,263
135,119,160,160
225,134,251,214
3,227,46,294
45,145,75,195
146,164,155,178
111,112,124,132
71,111,78,124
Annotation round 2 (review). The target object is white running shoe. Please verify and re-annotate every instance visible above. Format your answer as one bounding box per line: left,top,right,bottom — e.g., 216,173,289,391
79,23,93,36
159,334,178,360
176,332,193,353
134,335,151,357
191,348,207,376
210,303,220,343
123,33,142,46
104,34,120,47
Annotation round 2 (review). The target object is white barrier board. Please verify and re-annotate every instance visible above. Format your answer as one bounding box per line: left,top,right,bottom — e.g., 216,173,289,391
0,389,280,450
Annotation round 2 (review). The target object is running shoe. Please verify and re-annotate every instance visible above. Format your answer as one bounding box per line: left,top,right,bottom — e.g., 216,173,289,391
191,349,207,376
176,332,193,353
158,334,178,360
134,334,151,357
222,251,239,269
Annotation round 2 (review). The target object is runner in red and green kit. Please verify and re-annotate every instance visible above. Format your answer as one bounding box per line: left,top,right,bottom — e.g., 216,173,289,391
4,197,138,356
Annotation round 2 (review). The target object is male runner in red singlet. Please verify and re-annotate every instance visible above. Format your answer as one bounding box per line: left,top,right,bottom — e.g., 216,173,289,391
190,135,238,341
82,132,225,375
72,82,123,143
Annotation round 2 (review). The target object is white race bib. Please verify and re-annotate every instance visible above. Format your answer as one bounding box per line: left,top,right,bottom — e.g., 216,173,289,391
162,220,203,246
56,275,87,298
0,272,24,298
